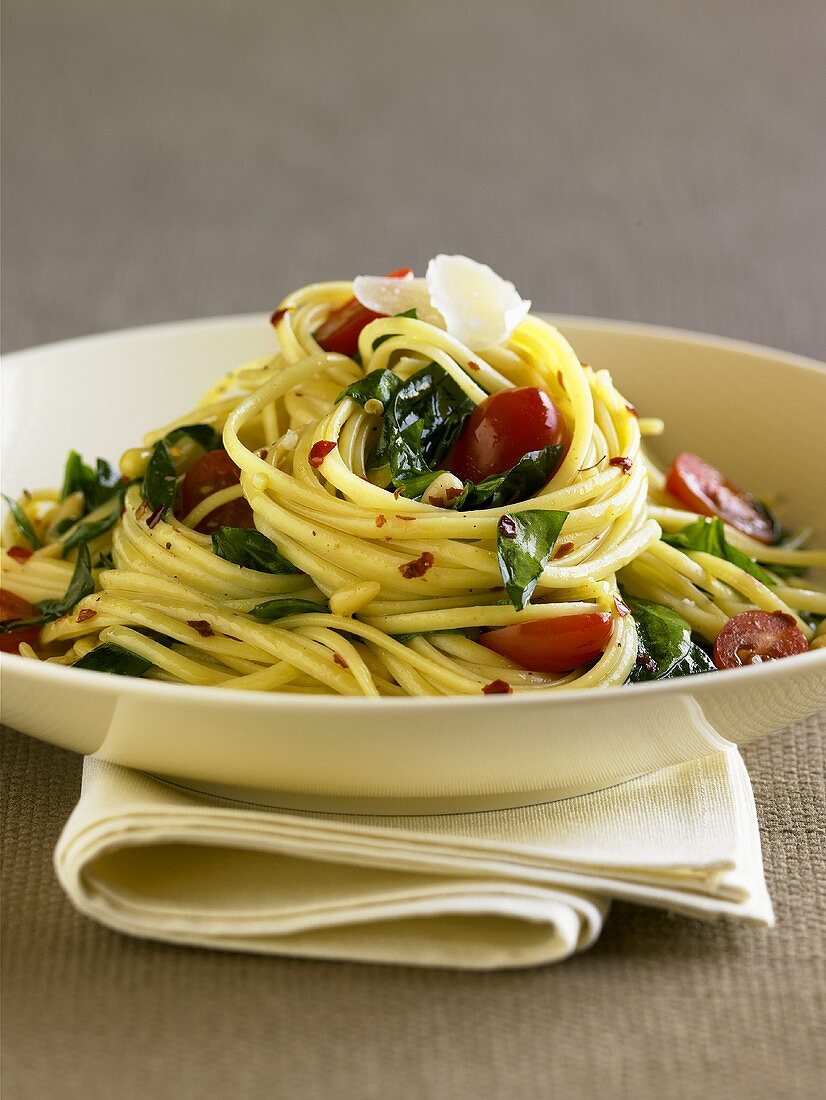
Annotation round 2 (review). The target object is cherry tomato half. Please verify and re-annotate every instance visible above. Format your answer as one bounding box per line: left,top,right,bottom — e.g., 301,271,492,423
179,449,254,534
665,452,777,544
0,589,42,654
713,609,808,670
314,267,413,357
448,387,566,483
479,612,613,673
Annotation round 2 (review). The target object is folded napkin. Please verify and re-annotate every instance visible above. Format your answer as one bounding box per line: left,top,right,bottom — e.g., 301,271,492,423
54,746,773,970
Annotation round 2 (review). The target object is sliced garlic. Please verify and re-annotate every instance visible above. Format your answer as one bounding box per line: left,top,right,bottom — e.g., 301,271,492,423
422,471,465,508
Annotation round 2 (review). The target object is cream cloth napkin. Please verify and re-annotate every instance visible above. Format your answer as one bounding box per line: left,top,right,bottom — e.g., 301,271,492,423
54,746,773,970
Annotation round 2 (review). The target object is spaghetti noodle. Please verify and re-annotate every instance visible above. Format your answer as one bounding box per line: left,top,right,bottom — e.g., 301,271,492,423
3,257,825,694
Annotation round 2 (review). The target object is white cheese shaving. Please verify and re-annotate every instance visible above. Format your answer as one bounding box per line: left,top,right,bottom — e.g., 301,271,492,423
352,255,531,352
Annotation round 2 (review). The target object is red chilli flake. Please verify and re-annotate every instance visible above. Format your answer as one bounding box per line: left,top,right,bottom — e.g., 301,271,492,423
76,609,97,623
483,679,512,695
187,620,214,637
333,653,349,669
309,440,336,468
135,500,148,521
395,515,415,522
498,515,518,539
609,457,633,474
467,360,481,372
146,504,165,528
399,551,435,579
375,514,387,528
7,546,33,563
269,306,294,327
614,596,631,617
445,486,463,501
553,541,575,560
625,403,638,417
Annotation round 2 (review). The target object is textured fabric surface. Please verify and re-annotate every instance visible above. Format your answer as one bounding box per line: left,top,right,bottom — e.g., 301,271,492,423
1,0,825,1096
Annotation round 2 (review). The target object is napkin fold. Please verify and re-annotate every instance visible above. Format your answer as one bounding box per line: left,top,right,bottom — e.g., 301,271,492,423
54,747,773,969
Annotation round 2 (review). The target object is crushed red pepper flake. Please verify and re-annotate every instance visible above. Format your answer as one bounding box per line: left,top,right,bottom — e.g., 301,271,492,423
614,596,631,617
498,515,518,539
483,679,512,695
309,440,336,468
146,504,165,528
553,541,575,559
7,546,33,563
333,653,349,669
467,360,481,372
625,403,638,417
135,500,148,521
395,515,415,522
187,619,214,637
269,306,295,326
76,609,97,623
445,486,463,501
609,456,633,474
375,514,387,528
399,551,435,579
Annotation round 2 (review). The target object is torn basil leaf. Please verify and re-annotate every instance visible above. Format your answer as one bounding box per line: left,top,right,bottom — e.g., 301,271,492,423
250,598,330,621
61,496,123,555
497,509,569,611
338,368,403,409
2,494,43,549
73,642,152,678
369,364,475,483
95,551,115,570
624,594,715,682
663,516,777,586
61,452,123,511
453,446,563,511
143,424,223,514
212,527,301,574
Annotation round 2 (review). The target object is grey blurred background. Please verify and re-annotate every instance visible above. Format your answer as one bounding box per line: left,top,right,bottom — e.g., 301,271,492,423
3,0,825,357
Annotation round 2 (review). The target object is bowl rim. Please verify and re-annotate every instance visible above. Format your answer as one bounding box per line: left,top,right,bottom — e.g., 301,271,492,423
2,311,825,712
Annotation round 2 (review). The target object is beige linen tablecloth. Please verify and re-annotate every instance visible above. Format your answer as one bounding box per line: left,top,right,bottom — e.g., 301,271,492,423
2,0,825,1096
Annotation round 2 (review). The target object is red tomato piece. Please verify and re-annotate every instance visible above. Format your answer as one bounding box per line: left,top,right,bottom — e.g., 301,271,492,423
179,449,254,534
314,268,413,357
665,452,777,544
0,589,42,654
448,387,566,483
479,612,613,673
713,609,808,670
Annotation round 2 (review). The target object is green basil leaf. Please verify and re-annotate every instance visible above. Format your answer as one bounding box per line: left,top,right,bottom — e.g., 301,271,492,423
371,364,475,479
61,496,122,555
143,424,224,514
2,494,43,549
212,527,301,574
163,425,223,452
95,551,116,570
250,598,330,622
61,451,123,511
663,516,777,586
38,542,95,620
73,643,152,678
497,509,569,611
458,446,563,510
338,368,403,408
624,594,715,682
143,439,178,513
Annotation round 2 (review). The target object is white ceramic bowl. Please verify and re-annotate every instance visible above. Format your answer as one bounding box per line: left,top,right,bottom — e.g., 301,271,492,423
2,316,825,812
